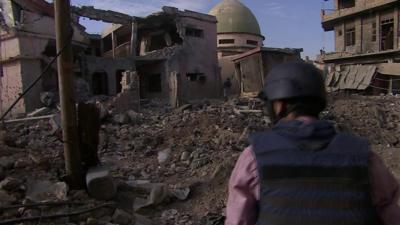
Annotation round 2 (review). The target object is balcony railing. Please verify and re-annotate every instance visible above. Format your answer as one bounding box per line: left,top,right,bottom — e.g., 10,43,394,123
322,0,398,22
102,42,131,58
322,48,400,62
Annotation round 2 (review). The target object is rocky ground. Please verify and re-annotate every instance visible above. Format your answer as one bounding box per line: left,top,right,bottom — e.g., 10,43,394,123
0,94,399,225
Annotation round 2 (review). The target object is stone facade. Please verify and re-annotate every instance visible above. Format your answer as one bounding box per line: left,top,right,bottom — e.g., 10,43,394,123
322,0,400,94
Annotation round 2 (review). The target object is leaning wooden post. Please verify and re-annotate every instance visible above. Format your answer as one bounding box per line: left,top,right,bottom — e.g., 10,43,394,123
54,0,84,188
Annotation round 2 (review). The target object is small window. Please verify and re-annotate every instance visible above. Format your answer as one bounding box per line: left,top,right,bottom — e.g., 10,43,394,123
246,40,258,45
219,39,235,44
148,74,162,93
199,75,207,83
186,28,204,38
102,35,113,53
372,22,376,42
338,29,343,36
186,73,204,82
345,27,356,46
381,18,394,25
338,0,355,9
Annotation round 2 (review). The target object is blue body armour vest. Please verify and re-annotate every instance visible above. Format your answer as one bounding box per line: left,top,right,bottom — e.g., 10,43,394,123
250,120,380,225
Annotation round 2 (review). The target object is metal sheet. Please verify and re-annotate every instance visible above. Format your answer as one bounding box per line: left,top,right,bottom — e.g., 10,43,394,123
325,65,376,91
378,63,400,76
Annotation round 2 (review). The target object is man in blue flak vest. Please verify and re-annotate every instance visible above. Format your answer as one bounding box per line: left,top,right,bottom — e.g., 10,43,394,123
225,61,400,225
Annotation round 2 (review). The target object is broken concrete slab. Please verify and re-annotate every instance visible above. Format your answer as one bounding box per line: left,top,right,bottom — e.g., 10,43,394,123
0,190,17,207
71,6,134,24
176,104,192,112
113,113,130,125
40,92,56,107
86,166,117,201
27,107,52,117
134,214,154,225
170,187,190,201
126,110,142,124
26,180,68,202
0,157,14,170
49,113,62,135
112,209,133,225
0,177,23,192
157,148,171,164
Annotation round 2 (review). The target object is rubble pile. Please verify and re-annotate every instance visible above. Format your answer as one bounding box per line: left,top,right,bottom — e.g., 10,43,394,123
0,98,269,225
327,94,400,180
327,95,400,147
2,94,400,224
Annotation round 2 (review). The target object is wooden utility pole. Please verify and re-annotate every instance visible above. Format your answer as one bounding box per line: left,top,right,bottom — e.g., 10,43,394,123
54,0,84,188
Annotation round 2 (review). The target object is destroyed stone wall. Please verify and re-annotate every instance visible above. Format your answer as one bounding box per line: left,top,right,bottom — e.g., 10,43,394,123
20,59,43,113
137,61,167,100
83,56,132,96
16,4,90,45
167,15,220,101
0,0,95,116
113,71,140,113
0,61,25,117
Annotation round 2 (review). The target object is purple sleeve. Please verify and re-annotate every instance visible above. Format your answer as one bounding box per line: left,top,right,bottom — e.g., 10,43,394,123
370,152,400,225
225,147,260,225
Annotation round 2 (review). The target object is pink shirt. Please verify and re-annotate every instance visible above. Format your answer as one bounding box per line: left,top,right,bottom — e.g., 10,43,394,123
225,147,400,225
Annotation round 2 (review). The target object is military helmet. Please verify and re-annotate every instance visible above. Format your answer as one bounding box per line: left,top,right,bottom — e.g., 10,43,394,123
262,61,326,105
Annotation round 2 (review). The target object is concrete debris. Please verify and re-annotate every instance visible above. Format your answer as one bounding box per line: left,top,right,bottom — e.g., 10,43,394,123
112,209,134,225
2,94,400,224
75,77,91,103
113,113,131,125
40,92,56,107
49,113,62,135
86,166,117,201
0,177,23,192
134,213,154,225
26,180,68,202
0,130,16,147
177,104,192,112
170,187,190,200
14,158,32,168
86,217,99,225
97,102,110,120
0,190,17,207
27,107,52,118
0,157,14,170
161,209,178,220
126,110,143,124
157,148,171,164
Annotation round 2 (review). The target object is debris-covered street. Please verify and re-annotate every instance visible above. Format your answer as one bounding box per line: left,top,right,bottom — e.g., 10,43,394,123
1,94,400,224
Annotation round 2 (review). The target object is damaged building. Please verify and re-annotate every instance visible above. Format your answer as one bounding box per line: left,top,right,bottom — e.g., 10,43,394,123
209,0,302,95
322,0,400,93
232,47,302,95
0,0,220,116
99,7,220,107
0,0,103,116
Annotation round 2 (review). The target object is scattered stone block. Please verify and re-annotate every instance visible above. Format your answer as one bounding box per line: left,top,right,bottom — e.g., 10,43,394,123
27,107,51,117
113,114,130,125
157,148,171,164
0,190,16,207
86,166,116,201
0,177,22,191
26,180,68,202
0,157,14,170
112,209,133,225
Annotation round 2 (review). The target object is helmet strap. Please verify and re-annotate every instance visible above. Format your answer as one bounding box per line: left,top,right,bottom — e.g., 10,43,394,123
266,101,288,125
